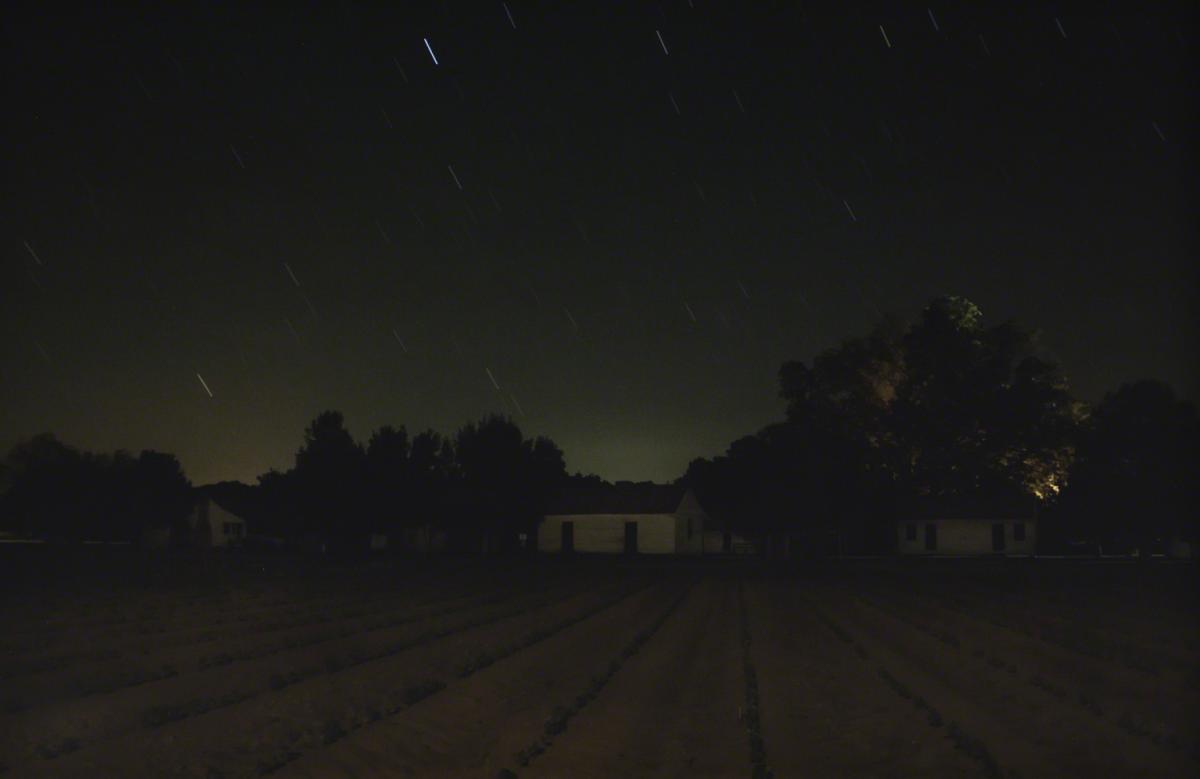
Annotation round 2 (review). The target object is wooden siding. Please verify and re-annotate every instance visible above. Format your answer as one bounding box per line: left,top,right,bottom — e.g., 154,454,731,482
539,513,680,554
897,518,1037,555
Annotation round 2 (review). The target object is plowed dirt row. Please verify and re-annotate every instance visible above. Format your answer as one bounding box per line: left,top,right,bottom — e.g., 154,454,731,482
520,577,746,778
0,570,606,767
1,564,580,716
274,577,691,779
746,579,979,778
0,563,500,672
862,565,1200,660
16,573,651,778
847,578,1200,755
816,583,1195,778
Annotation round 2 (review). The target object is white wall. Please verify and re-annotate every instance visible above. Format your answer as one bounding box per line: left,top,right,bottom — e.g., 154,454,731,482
674,492,706,555
207,501,246,547
539,514,678,554
897,519,1037,555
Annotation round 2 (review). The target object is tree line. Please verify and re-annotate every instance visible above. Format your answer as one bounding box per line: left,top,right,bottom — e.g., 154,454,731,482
679,296,1198,555
3,295,1195,557
0,413,582,554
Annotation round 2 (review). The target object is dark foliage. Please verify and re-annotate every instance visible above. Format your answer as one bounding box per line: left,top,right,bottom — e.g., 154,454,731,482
680,295,1190,555
1,434,192,543
1048,380,1199,553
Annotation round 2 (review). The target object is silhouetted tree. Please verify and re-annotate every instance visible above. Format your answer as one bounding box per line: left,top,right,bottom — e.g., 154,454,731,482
453,415,567,553
1053,381,1199,553
691,296,1085,554
293,411,368,552
3,434,86,539
1,435,192,543
254,469,302,539
366,425,411,536
780,297,1082,502
401,429,455,552
123,451,193,544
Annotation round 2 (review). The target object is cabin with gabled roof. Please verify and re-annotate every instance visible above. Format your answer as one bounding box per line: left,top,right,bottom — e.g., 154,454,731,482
898,492,1038,555
538,482,708,554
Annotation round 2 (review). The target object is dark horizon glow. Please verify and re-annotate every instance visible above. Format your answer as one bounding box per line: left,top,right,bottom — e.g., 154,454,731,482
2,3,1195,485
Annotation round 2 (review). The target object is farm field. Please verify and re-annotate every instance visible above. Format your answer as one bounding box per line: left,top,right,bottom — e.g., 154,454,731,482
0,552,1197,778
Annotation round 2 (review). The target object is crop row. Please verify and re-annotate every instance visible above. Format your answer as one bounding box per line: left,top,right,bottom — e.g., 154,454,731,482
853,582,1194,758
874,574,1180,678
7,575,563,719
253,579,657,776
2,570,515,680
138,580,618,735
813,596,1013,779
738,583,771,779
507,581,696,773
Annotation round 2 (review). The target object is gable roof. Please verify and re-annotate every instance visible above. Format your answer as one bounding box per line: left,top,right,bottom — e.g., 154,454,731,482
544,482,689,515
195,484,249,521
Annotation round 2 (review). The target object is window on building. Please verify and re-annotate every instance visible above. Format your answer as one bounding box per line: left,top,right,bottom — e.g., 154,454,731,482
905,523,917,541
1013,522,1026,542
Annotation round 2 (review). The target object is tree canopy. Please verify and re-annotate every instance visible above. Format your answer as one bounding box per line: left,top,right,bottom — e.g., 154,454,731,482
687,296,1088,552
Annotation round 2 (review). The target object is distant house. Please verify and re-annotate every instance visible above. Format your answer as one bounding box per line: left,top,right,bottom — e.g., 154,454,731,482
898,493,1037,556
186,492,248,548
538,483,708,555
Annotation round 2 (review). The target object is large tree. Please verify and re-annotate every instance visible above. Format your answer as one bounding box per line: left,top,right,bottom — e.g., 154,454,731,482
780,296,1082,502
1054,381,1198,552
2,435,192,543
453,415,566,552
365,425,412,534
293,411,368,548
688,297,1084,554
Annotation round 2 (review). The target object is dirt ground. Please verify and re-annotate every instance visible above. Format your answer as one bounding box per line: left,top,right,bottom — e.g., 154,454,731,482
1,554,1196,778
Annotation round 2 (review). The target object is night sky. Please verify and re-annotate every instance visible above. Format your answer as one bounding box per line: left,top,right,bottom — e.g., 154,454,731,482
2,3,1195,486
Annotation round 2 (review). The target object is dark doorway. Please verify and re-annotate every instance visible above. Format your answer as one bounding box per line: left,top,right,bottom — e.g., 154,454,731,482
561,521,574,553
723,531,732,553
924,523,938,551
624,521,638,554
992,523,1006,552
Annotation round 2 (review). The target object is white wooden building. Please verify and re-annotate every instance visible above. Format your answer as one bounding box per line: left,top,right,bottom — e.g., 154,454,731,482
188,493,247,548
538,483,708,555
898,493,1037,556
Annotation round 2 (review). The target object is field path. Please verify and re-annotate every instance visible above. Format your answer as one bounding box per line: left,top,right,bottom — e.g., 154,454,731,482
522,576,746,778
